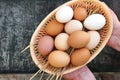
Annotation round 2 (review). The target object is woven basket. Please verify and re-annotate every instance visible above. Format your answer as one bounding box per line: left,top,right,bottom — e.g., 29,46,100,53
30,0,113,75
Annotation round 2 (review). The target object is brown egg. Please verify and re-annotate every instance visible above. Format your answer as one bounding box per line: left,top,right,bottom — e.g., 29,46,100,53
38,36,54,56
71,48,91,66
46,19,64,36
68,31,90,48
48,50,70,68
74,7,88,21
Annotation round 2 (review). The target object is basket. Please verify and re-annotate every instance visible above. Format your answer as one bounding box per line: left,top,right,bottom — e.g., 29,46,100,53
30,0,113,76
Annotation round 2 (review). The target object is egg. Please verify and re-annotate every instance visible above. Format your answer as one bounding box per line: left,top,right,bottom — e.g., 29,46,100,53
68,31,90,48
55,6,73,23
48,50,70,67
38,36,54,56
71,48,91,66
55,33,69,50
74,7,88,21
46,19,64,36
65,20,83,34
86,31,100,50
84,14,106,30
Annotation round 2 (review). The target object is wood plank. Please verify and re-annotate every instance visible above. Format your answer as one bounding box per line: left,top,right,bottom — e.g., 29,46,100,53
0,73,120,80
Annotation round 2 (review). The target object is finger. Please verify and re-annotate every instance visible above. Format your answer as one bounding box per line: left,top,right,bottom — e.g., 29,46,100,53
63,69,79,80
107,9,120,46
109,9,119,22
78,66,96,80
109,9,120,29
63,66,96,80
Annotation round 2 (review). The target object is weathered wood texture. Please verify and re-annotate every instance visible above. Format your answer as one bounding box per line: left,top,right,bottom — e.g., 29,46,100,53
0,73,120,80
0,0,120,73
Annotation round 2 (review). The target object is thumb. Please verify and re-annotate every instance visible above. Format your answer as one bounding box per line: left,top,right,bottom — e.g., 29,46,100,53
78,66,96,80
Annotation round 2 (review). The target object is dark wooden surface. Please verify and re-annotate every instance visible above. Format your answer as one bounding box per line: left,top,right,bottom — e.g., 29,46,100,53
0,73,120,80
0,0,120,73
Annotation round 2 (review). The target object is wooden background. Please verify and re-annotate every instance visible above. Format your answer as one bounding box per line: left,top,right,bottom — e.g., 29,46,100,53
0,0,120,74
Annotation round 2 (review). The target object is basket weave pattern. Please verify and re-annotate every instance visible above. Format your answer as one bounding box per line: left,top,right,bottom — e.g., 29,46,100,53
30,0,113,75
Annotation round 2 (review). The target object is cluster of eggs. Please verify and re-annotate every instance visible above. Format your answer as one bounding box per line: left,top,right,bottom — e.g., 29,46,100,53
38,5,106,68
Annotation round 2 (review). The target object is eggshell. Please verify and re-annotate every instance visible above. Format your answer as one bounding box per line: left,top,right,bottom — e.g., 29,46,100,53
68,31,90,48
71,48,91,66
65,20,83,34
86,31,100,50
46,19,64,36
55,33,69,50
84,14,106,30
38,36,54,56
55,6,73,23
48,50,70,67
74,7,88,21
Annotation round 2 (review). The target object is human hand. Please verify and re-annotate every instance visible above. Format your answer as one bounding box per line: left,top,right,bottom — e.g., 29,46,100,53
63,66,96,80
107,9,120,51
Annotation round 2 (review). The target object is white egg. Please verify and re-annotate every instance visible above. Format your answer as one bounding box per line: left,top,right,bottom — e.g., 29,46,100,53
65,20,83,34
86,31,100,50
55,6,73,23
55,33,70,50
84,14,106,30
